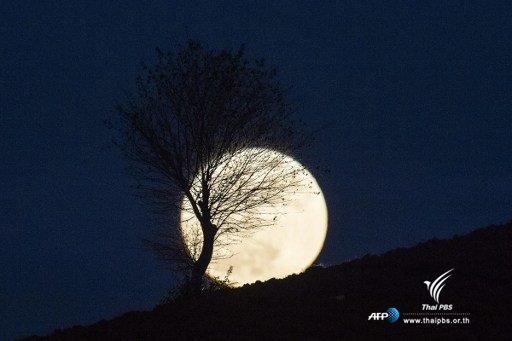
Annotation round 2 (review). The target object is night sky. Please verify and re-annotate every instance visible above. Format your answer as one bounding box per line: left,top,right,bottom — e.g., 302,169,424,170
2,1,512,339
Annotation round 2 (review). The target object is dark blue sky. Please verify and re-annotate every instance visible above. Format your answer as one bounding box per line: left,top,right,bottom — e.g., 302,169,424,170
1,1,511,339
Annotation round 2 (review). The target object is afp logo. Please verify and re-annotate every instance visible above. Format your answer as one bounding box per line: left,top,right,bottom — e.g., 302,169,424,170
368,307,400,323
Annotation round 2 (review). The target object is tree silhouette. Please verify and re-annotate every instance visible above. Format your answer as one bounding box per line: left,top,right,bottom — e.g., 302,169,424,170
115,40,306,296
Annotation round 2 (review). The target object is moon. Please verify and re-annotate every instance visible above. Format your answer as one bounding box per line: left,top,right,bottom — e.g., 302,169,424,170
180,148,328,286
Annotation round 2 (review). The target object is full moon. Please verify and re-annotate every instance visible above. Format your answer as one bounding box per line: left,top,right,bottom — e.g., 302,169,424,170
181,148,328,286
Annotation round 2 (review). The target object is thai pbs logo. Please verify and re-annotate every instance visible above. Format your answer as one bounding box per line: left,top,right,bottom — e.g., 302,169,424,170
368,307,400,323
423,268,454,310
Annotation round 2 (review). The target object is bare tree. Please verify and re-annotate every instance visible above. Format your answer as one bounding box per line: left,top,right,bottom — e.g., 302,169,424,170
114,40,306,296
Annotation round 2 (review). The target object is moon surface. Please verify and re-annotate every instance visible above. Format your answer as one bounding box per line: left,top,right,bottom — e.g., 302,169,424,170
181,148,328,286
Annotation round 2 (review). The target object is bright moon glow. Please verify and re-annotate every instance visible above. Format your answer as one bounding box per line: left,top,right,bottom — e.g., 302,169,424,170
181,148,328,286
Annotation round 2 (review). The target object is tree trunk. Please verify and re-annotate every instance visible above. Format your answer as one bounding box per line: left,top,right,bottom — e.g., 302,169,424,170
190,225,215,297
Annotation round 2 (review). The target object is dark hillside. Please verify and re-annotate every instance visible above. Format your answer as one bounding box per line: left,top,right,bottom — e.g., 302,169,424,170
26,221,512,340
